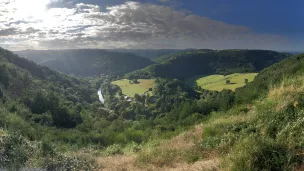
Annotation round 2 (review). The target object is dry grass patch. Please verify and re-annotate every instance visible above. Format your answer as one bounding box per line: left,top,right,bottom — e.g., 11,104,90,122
97,124,221,171
97,155,139,171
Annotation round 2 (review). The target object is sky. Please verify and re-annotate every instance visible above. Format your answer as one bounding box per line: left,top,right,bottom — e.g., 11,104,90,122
0,0,303,51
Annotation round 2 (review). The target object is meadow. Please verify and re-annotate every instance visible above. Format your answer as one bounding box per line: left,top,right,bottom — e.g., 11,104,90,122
112,79,155,97
193,73,258,91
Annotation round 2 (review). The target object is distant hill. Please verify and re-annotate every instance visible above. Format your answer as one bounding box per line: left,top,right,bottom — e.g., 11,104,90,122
15,49,154,77
109,49,196,61
126,49,291,80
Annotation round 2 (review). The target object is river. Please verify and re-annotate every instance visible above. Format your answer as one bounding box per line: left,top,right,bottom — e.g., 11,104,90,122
97,88,105,104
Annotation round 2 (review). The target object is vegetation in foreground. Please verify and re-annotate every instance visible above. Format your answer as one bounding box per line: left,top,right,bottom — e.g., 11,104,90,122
111,79,155,97
190,73,258,91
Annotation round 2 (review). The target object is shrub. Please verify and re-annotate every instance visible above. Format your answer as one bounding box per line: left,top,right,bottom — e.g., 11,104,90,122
0,134,30,170
183,146,203,163
102,144,123,156
229,136,296,171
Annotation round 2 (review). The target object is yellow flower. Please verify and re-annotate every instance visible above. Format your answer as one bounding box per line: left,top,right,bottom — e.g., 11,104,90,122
293,101,299,108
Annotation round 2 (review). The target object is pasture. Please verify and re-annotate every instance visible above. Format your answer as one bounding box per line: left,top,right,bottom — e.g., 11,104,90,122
194,73,258,91
112,79,155,97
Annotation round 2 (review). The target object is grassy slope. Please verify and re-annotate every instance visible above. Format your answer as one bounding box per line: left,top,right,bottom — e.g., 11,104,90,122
112,79,155,97
194,73,258,91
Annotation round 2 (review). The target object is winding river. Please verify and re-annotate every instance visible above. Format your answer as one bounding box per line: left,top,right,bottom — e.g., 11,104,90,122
97,88,105,104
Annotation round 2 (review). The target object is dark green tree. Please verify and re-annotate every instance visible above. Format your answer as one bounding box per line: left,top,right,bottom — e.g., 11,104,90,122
134,94,141,102
0,64,10,87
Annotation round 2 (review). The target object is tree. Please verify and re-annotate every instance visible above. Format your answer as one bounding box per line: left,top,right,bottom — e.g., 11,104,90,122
134,94,141,101
0,64,10,87
145,93,150,105
0,87,4,104
132,79,139,84
23,71,32,86
0,87,3,98
245,79,249,84
226,80,231,84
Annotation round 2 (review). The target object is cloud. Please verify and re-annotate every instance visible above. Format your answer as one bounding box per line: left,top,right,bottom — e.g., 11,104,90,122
159,0,174,3
0,1,288,50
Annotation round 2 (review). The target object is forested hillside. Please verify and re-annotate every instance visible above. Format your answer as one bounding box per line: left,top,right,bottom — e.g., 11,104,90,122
126,49,290,80
110,49,195,61
16,49,154,77
1,46,303,170
0,48,101,169
0,47,237,169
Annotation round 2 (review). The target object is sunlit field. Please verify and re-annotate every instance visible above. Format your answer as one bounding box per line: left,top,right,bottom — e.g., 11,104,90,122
112,79,155,97
195,73,258,91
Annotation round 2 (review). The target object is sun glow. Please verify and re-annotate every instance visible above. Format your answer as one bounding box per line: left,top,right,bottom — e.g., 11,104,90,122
10,0,49,20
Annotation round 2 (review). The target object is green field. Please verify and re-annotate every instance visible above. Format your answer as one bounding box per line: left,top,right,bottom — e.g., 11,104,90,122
194,73,258,91
112,79,155,97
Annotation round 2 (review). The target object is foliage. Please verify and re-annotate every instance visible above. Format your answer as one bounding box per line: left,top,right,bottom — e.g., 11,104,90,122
126,49,290,80
0,134,30,170
110,49,195,61
1,46,303,170
229,136,295,171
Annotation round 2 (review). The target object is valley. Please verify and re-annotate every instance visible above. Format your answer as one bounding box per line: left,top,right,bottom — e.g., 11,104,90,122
15,49,154,77
0,47,303,171
1,1,303,170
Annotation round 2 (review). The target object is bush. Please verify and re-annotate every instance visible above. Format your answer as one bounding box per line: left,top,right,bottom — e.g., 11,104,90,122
102,144,123,156
229,136,296,171
0,134,30,170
